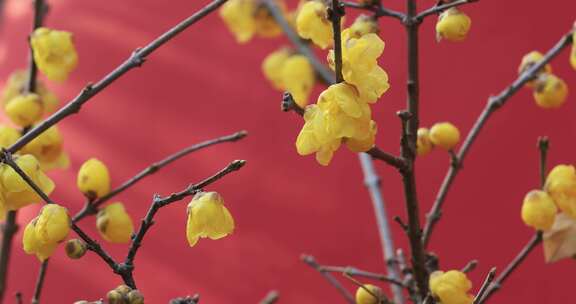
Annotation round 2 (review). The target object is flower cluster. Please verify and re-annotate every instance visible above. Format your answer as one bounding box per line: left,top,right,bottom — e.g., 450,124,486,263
429,270,474,304
435,8,472,42
519,51,568,109
106,285,144,304
521,164,576,231
417,122,461,156
23,204,70,261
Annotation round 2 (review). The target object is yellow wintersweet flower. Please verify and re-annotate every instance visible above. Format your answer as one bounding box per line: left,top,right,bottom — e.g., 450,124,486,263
429,122,460,151
521,190,557,231
77,158,111,199
0,154,55,210
262,48,291,90
186,191,235,247
220,0,256,43
571,32,576,70
533,74,568,109
518,51,552,88
429,270,473,304
355,284,383,304
4,93,43,127
1,70,60,115
96,202,134,244
23,217,58,261
0,125,21,148
545,164,576,218
31,27,78,82
21,125,69,170
0,195,6,221
349,15,379,38
435,8,471,42
281,55,315,108
296,0,333,49
296,83,374,166
329,29,390,103
35,204,70,244
254,2,283,38
417,127,434,156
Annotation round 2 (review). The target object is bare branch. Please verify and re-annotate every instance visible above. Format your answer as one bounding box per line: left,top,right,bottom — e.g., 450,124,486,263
0,212,18,302
329,0,344,83
422,30,574,247
320,265,406,287
72,130,247,222
473,267,496,304
415,0,479,21
259,290,279,304
301,255,355,303
538,136,549,188
461,260,478,273
341,1,405,21
31,260,48,304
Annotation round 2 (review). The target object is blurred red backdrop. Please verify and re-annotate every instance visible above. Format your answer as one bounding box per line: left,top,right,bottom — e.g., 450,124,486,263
0,0,575,303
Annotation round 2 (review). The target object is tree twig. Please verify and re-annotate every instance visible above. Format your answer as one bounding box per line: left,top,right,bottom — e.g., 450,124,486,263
261,0,334,84
538,137,549,188
6,0,230,155
473,267,496,304
461,260,478,273
421,30,574,247
26,0,47,93
259,290,279,304
415,0,479,21
30,260,48,304
358,153,405,304
341,1,405,21
72,130,247,222
301,255,355,303
0,211,17,303
15,292,23,304
329,0,344,83
122,160,246,288
319,265,406,287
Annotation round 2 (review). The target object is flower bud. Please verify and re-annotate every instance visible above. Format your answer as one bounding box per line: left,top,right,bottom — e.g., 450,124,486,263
35,204,70,244
417,127,434,156
127,290,145,304
281,55,315,108
518,51,552,88
187,192,235,247
77,158,111,199
97,202,134,243
545,164,576,218
533,74,568,109
31,27,78,82
107,290,127,304
219,0,257,43
435,8,471,42
296,0,333,49
21,125,69,171
65,239,87,259
0,125,21,149
115,285,132,296
5,93,43,127
355,284,383,304
429,270,473,304
429,122,460,150
571,30,576,70
349,15,379,38
262,48,291,90
22,217,58,261
521,190,558,231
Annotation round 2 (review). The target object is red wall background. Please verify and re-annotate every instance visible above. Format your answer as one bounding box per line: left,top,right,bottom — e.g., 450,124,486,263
0,0,575,303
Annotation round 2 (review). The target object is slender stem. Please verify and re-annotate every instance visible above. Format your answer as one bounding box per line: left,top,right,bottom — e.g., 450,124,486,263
421,30,574,247
30,260,48,304
477,232,542,303
343,272,392,304
399,0,428,299
262,0,334,84
122,160,246,287
329,0,344,83
7,0,230,154
538,137,549,188
301,255,355,303
473,267,496,304
358,153,405,304
320,265,405,287
15,292,23,304
415,0,479,21
461,260,478,273
72,130,247,222
341,1,405,21
259,291,279,304
26,0,46,93
366,147,406,170
0,211,17,302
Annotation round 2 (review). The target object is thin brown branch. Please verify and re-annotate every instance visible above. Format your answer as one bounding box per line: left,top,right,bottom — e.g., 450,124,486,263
15,292,22,304
538,137,549,188
341,1,405,20
122,160,246,288
473,267,496,304
461,260,478,273
261,0,334,84
72,130,247,222
329,0,344,83
301,255,355,303
366,147,406,170
422,30,574,247
30,260,48,304
343,272,392,304
259,290,279,304
26,0,47,93
415,0,479,21
477,232,542,303
6,0,229,154
319,265,406,287
0,211,17,302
